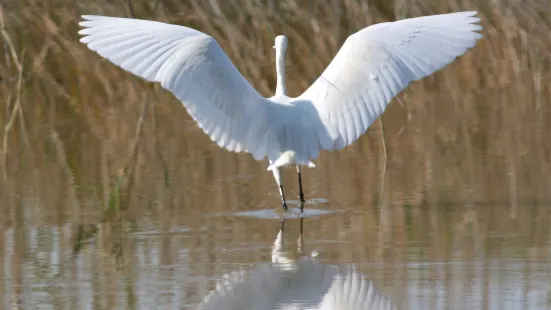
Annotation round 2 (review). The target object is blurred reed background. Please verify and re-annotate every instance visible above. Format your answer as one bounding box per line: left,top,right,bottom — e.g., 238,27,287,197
0,0,551,309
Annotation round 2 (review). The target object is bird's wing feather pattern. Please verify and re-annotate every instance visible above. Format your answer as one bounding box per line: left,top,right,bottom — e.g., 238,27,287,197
78,15,273,156
297,11,483,151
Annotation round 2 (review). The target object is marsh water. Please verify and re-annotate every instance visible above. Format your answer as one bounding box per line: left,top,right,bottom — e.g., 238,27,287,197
1,103,551,309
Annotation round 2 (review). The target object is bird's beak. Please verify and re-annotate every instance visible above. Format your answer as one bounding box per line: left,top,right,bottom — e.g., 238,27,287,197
272,46,275,49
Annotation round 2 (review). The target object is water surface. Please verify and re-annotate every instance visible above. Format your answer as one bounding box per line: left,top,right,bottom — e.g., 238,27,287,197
1,160,550,309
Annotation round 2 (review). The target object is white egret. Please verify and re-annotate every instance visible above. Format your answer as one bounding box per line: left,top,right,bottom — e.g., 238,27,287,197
197,217,397,309
78,11,483,210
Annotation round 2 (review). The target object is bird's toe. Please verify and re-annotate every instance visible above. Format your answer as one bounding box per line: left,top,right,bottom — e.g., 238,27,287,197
282,202,288,211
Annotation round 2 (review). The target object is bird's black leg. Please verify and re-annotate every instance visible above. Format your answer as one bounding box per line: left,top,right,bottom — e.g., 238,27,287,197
296,165,305,204
279,185,288,211
272,167,288,211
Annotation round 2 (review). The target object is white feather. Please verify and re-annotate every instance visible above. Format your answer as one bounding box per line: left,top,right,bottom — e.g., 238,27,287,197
78,15,272,158
78,12,482,165
297,11,483,151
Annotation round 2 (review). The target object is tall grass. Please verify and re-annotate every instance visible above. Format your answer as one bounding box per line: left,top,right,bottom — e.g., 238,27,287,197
0,0,550,227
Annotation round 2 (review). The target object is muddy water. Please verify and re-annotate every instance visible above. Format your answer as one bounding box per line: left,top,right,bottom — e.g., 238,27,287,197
1,126,551,310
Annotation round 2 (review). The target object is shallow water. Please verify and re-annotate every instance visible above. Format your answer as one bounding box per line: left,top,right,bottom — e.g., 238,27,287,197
1,171,551,309
3,114,551,309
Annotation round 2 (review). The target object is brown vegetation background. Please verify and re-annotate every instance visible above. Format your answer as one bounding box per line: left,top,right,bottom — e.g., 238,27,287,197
1,0,551,308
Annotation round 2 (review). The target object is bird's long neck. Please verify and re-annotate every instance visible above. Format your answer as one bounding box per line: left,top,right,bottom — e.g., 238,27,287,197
275,50,287,96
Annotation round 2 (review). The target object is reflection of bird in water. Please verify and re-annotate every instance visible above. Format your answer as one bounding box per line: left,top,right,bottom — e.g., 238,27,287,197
197,218,396,310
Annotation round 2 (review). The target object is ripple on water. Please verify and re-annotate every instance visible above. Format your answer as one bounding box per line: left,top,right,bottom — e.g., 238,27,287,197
234,207,336,219
212,198,336,219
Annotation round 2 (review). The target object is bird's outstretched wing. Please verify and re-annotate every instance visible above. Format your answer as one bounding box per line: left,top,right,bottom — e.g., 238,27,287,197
79,16,273,157
297,11,483,151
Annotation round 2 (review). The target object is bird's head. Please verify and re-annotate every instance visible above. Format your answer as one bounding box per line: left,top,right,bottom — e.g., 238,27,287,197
273,35,288,54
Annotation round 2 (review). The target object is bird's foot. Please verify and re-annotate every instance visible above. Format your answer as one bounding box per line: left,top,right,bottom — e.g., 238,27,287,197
282,201,288,212
299,193,305,204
